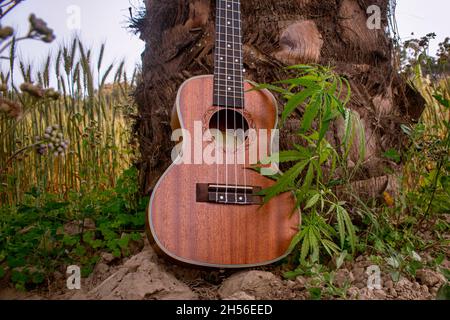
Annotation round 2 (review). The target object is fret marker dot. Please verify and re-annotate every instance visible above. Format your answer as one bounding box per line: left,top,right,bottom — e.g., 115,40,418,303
227,21,231,25
228,88,232,91
235,59,239,62
228,76,231,80
227,44,231,48
220,196,224,200
220,57,223,60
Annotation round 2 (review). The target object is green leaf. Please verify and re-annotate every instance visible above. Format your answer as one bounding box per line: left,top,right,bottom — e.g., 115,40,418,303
434,94,450,108
299,94,321,134
383,149,401,163
275,77,319,89
336,206,346,248
440,176,450,190
7,256,25,268
440,268,450,281
259,159,309,202
285,64,316,71
336,250,348,269
11,270,28,285
300,228,310,263
333,204,356,253
302,163,315,192
31,272,45,284
282,87,318,124
118,235,130,249
321,239,341,256
288,230,305,253
250,83,291,96
304,193,320,210
436,283,450,300
267,150,305,163
308,228,320,263
308,287,322,300
283,269,304,280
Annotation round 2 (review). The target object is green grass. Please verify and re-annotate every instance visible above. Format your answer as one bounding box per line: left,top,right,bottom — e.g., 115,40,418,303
0,167,148,291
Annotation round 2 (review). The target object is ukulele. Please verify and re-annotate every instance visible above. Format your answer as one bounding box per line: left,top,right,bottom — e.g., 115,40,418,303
146,0,300,268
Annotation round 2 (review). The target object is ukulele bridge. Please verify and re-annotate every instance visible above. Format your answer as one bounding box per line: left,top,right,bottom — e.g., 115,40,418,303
196,184,263,205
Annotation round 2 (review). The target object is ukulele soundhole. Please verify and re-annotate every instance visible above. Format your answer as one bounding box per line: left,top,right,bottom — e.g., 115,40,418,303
208,109,250,148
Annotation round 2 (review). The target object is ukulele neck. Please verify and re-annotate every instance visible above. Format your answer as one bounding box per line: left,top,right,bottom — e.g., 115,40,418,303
213,0,244,109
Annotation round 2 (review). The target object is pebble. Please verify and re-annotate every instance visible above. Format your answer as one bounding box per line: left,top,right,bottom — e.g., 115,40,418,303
95,263,109,275
101,252,115,264
384,280,394,290
347,286,359,299
296,276,306,288
374,289,387,299
389,288,398,297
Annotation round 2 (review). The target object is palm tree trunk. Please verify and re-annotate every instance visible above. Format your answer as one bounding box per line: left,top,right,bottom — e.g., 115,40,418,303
135,0,425,195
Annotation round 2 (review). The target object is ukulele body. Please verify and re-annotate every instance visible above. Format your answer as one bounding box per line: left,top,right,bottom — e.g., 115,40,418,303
147,75,300,268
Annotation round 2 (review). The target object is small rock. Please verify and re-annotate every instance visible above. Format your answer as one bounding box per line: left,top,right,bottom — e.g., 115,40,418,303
358,288,375,300
430,286,439,295
218,271,282,299
396,277,412,289
416,269,445,287
389,288,397,297
295,276,307,288
384,280,394,290
83,218,96,230
95,263,109,275
334,269,354,287
101,252,116,264
347,286,359,299
374,289,387,300
286,280,296,288
412,282,421,291
353,267,365,280
421,285,429,294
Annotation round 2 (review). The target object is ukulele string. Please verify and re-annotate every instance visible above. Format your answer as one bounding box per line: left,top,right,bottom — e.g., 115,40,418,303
224,0,229,204
215,0,222,203
237,0,248,203
232,0,238,204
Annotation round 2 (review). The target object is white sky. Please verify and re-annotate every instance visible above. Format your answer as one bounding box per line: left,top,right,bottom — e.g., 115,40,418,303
396,0,449,54
0,0,448,86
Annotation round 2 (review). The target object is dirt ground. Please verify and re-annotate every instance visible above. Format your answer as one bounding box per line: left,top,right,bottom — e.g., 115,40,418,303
0,237,447,301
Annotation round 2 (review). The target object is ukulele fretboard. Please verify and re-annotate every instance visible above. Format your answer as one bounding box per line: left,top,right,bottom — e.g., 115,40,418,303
213,0,244,109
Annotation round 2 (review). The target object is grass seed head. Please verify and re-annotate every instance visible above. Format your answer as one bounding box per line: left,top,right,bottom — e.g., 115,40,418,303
0,83,8,92
29,14,55,43
0,98,23,119
20,82,44,98
0,26,14,39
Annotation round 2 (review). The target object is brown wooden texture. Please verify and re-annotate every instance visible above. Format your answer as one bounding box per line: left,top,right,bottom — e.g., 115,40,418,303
148,75,300,267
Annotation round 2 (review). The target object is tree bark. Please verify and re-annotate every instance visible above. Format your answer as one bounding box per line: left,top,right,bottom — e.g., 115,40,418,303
135,0,425,195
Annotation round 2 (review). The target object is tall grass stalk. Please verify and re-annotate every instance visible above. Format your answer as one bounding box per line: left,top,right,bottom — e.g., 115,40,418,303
0,38,138,205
